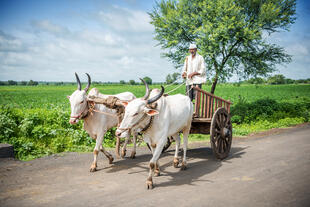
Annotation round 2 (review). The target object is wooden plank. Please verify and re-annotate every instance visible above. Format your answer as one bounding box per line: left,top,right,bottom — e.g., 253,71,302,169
195,91,201,117
193,86,232,104
190,122,211,134
206,95,210,118
192,117,212,122
203,94,207,118
201,93,205,117
210,97,214,118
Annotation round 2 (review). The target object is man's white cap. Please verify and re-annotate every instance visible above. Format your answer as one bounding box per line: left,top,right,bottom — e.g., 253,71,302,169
189,43,197,49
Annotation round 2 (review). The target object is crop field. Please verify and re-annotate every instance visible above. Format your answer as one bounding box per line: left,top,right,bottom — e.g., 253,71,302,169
1,83,310,160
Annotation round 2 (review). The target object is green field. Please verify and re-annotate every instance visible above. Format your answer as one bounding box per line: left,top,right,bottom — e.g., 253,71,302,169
1,83,310,160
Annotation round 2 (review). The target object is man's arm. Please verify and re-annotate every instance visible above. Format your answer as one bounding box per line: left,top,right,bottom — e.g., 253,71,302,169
188,55,205,79
182,57,188,79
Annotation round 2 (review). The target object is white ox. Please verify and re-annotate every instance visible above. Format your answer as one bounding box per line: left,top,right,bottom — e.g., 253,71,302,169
68,73,136,172
116,82,193,189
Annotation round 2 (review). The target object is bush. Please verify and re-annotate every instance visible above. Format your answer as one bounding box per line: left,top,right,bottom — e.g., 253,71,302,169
231,97,310,124
0,106,116,160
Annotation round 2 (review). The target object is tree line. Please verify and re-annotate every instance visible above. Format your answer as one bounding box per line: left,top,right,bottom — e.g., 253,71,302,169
1,74,309,86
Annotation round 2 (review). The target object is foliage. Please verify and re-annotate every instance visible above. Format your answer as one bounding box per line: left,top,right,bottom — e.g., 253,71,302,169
267,74,286,84
27,80,39,86
119,80,126,84
166,72,180,84
0,83,309,160
129,80,136,85
150,0,296,93
143,76,153,85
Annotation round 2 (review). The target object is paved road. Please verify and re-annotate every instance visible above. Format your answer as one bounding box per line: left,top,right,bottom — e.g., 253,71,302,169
1,124,310,207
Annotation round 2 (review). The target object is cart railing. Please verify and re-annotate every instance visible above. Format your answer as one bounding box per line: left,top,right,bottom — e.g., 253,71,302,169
193,87,232,120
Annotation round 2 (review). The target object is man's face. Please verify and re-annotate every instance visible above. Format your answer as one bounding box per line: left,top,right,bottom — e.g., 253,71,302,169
189,48,197,56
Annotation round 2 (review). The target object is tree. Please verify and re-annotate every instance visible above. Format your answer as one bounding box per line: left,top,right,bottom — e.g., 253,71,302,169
247,77,265,84
143,76,153,85
27,80,38,86
20,81,27,85
8,80,17,85
267,74,285,84
166,74,173,84
120,80,126,84
165,72,180,84
129,80,136,85
150,0,296,93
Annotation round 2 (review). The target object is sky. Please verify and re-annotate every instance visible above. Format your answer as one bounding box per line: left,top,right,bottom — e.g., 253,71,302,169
0,0,309,82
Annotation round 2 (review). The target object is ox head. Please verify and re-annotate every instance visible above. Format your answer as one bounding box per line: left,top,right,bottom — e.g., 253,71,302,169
67,73,91,124
116,79,164,138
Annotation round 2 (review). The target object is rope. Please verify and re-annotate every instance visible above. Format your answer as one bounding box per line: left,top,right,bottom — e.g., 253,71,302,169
165,81,194,95
165,82,186,94
163,77,183,88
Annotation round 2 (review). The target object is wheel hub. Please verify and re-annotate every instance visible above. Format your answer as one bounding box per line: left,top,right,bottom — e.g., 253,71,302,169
221,127,231,138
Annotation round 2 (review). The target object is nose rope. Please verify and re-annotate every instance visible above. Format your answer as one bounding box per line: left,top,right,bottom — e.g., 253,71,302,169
70,102,89,119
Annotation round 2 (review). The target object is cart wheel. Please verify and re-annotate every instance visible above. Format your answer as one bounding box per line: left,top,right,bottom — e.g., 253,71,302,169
146,137,172,153
210,107,232,159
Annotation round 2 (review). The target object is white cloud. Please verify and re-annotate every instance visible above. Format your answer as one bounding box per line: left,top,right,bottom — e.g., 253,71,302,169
31,20,70,37
98,6,153,33
0,6,175,82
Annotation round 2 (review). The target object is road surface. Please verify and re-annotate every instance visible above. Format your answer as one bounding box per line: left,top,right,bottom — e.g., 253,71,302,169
1,124,309,207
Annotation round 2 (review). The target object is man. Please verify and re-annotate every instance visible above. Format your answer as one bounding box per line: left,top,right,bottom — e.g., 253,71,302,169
182,43,206,101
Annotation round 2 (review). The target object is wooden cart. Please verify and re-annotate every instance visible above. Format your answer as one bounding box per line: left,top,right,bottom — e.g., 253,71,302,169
189,87,233,159
154,87,233,159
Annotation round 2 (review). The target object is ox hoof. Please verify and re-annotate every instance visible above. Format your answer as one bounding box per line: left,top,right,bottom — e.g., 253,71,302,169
121,150,126,158
146,180,154,190
130,151,136,159
108,156,114,164
90,164,97,172
173,157,179,168
154,170,160,177
181,162,187,170
90,167,97,172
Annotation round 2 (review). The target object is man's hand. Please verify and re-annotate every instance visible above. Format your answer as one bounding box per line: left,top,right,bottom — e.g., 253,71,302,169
188,72,200,79
182,72,187,79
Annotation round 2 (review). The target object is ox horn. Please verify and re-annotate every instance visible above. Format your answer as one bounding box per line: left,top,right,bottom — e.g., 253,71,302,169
147,86,164,104
84,73,91,92
140,78,150,100
75,72,81,91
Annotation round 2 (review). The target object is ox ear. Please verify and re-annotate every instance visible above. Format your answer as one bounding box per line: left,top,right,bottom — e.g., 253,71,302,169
144,107,159,116
67,96,70,99
121,101,129,107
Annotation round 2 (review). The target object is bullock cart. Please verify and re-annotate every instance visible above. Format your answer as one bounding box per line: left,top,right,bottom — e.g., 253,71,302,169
189,87,233,159
88,86,232,159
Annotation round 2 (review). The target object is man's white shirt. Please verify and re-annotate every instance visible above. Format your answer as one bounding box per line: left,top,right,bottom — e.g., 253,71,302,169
182,53,206,85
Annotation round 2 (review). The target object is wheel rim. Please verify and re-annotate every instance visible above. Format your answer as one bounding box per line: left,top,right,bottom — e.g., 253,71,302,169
210,108,232,159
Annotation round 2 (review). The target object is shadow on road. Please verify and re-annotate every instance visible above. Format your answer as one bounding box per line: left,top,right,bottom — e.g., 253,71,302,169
99,146,246,188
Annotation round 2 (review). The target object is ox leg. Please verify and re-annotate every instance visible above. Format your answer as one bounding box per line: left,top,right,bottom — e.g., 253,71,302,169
90,134,105,172
154,161,160,177
115,136,121,159
121,136,129,158
181,130,189,170
146,137,167,189
173,134,180,168
130,133,137,159
100,146,114,164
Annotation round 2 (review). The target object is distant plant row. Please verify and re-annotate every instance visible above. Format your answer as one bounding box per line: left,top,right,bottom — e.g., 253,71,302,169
1,74,309,86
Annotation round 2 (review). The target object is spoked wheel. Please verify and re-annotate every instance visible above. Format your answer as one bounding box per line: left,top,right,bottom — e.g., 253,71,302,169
146,137,172,153
210,107,232,159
